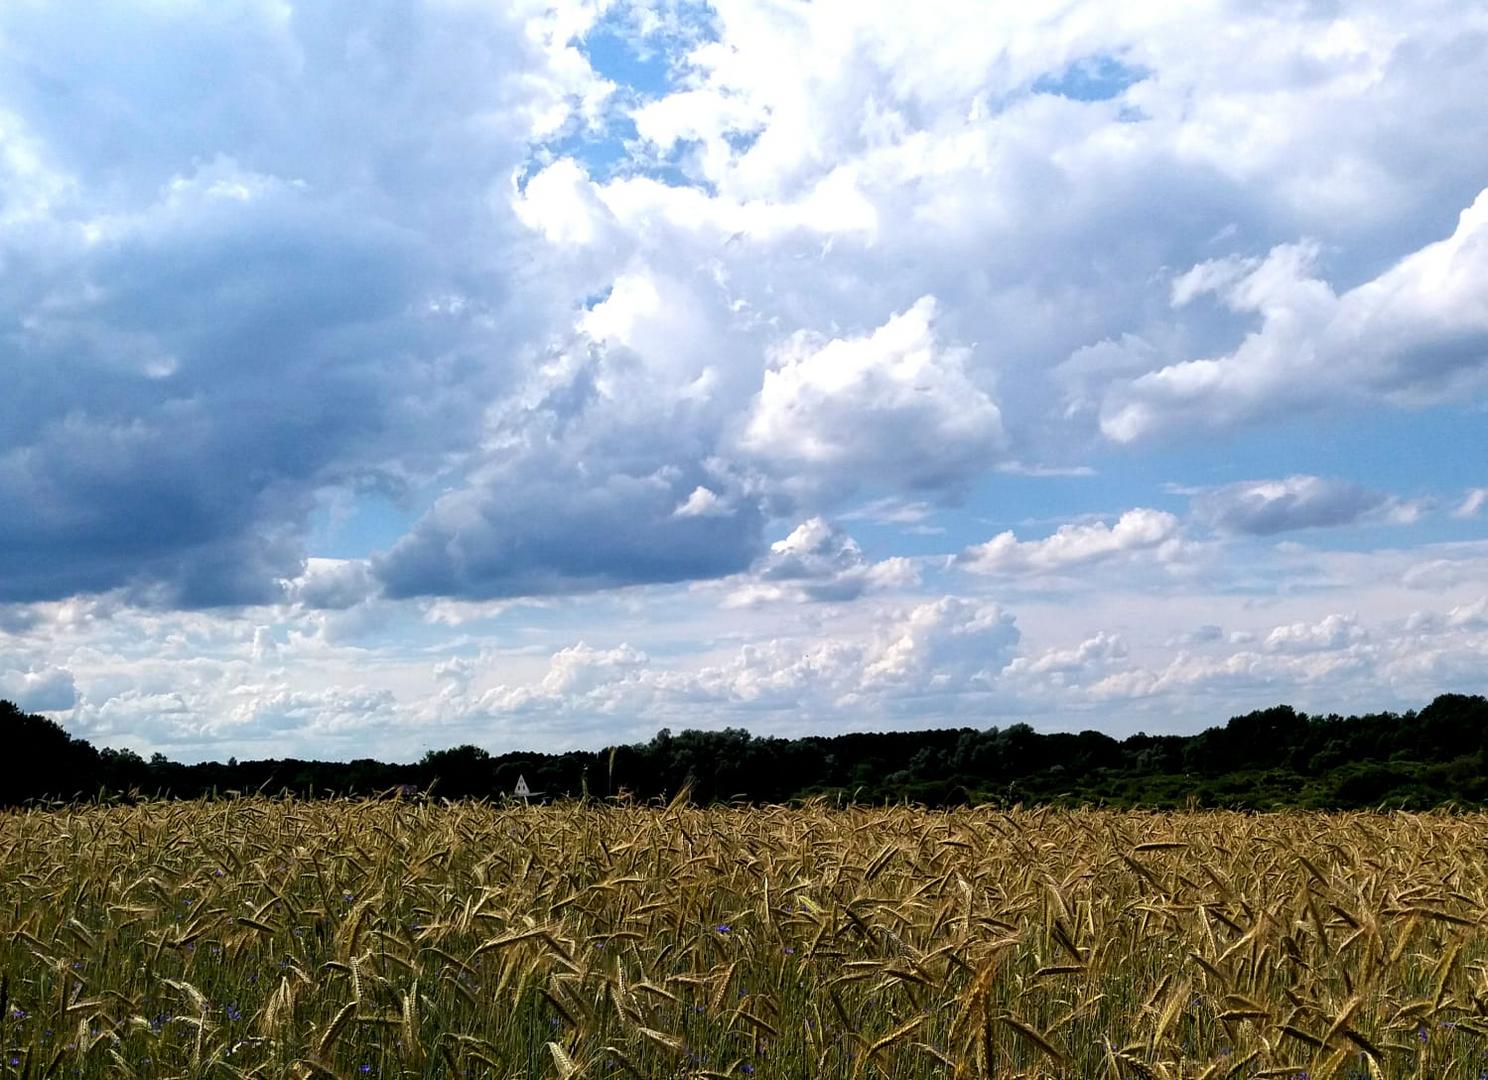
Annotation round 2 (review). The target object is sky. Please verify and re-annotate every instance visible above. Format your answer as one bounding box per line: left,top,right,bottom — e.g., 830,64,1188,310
2,0,1487,763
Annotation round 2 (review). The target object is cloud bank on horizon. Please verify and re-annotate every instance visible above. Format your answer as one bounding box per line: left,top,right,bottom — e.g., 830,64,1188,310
2,0,1486,760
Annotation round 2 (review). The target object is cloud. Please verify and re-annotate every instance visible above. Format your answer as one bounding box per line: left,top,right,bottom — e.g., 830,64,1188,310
1402,550,1488,590
474,642,652,714
450,595,1020,726
515,157,612,246
1403,598,1488,637
727,518,918,605
1191,475,1391,535
0,665,78,712
706,596,1020,707
995,462,1097,479
1454,488,1488,519
1102,190,1488,441
541,643,650,696
0,606,42,635
957,509,1182,577
375,460,766,600
840,498,939,527
683,639,867,711
0,2,608,607
740,297,1005,497
860,597,1020,691
290,559,379,611
673,486,730,518
1446,596,1488,632
368,260,785,600
0,159,400,606
1264,614,1368,654
367,255,787,602
1087,647,1371,704
1003,631,1127,681
1166,624,1225,647
226,685,402,740
9,530,1486,760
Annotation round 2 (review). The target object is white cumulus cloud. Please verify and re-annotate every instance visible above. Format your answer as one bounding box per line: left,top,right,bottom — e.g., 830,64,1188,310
741,297,1004,497
1103,191,1488,441
958,509,1182,577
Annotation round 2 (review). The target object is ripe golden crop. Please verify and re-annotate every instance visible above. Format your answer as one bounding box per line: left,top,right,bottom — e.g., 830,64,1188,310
2,799,1486,1078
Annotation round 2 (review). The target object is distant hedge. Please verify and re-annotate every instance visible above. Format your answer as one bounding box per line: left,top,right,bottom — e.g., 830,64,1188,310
5,693,1486,809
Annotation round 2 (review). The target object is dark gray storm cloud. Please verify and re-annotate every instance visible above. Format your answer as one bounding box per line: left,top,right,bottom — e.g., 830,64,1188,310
0,170,446,605
374,460,766,600
0,1,561,606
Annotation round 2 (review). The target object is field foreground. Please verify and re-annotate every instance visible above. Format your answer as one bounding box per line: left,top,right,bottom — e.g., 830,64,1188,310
3,802,1488,1079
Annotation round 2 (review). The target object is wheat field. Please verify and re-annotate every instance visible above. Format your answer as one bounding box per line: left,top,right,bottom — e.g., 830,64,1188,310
2,799,1487,1079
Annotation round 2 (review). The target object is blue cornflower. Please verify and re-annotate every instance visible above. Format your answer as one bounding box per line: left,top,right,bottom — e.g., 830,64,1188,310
715,924,731,934
226,1004,242,1023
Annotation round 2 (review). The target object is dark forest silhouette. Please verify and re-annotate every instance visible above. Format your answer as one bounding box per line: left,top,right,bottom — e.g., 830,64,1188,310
3,694,1486,809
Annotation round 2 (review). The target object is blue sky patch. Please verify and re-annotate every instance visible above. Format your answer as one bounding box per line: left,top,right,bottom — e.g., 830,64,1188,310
1033,54,1149,102
582,23,675,99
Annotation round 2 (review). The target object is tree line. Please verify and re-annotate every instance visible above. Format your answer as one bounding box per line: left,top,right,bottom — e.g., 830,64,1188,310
3,693,1486,809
